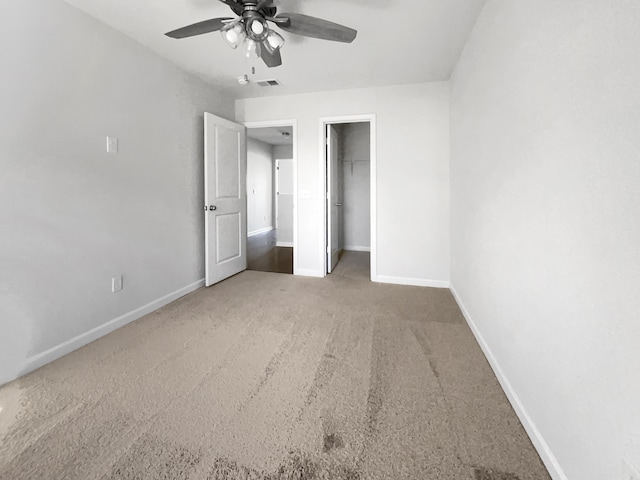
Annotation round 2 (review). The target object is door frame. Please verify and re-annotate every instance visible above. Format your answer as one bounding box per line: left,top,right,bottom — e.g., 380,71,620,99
319,114,377,281
244,119,298,274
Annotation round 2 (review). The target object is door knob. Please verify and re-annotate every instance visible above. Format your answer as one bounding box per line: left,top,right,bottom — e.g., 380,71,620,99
335,203,342,207
209,205,217,211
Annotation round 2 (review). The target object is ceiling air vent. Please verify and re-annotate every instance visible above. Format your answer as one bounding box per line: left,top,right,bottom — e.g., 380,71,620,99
256,79,281,87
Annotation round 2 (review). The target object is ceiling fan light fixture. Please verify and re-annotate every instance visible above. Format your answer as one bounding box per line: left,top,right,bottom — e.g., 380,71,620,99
244,38,261,59
264,30,285,54
251,20,264,35
220,22,245,49
245,16,269,41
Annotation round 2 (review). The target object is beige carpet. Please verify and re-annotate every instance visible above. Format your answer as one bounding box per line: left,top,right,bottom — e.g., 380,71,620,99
0,252,550,480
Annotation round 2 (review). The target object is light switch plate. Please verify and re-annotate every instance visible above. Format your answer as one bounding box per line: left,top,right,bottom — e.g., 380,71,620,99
106,136,118,154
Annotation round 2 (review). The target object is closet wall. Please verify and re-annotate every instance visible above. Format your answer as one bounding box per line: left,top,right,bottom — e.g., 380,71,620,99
339,123,371,251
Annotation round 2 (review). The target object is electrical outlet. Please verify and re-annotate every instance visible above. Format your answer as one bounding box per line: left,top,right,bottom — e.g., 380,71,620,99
625,457,640,480
111,276,123,293
106,136,118,154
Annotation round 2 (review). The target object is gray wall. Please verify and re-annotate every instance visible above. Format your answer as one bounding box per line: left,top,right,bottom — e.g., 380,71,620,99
273,145,293,160
237,83,450,284
0,0,234,384
340,123,370,251
450,1,640,479
247,138,274,235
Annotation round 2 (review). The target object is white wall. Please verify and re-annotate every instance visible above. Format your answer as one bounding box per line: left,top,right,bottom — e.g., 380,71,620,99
450,1,640,479
341,123,371,251
273,145,293,160
247,138,273,235
236,83,450,284
0,0,234,385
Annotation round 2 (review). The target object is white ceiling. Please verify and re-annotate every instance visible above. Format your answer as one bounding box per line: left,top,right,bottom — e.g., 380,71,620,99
63,0,485,99
247,126,293,146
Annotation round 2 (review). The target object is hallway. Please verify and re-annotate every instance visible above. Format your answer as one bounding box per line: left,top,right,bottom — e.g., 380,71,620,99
247,230,293,274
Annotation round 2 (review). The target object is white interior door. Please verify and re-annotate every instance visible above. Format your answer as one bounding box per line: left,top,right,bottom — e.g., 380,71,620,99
276,159,294,247
327,125,340,273
204,113,247,287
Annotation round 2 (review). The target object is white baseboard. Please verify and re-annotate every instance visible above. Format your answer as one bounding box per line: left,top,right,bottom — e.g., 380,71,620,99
2,279,205,387
295,268,324,278
449,285,567,480
248,226,273,237
344,245,371,252
374,275,450,289
276,241,293,247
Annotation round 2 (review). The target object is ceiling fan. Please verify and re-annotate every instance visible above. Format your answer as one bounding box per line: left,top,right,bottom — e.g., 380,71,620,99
165,0,358,68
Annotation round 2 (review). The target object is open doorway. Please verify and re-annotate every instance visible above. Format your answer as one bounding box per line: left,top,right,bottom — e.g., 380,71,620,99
322,115,376,280
246,122,296,274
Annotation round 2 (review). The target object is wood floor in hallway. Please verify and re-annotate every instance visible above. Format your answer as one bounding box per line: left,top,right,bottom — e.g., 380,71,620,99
247,229,293,274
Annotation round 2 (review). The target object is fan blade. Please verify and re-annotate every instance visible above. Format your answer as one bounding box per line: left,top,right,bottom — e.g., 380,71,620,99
219,0,244,16
165,17,233,39
261,45,282,68
255,0,274,11
276,13,357,43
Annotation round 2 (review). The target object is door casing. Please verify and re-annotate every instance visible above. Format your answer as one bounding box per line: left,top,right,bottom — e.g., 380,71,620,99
244,119,298,274
320,114,377,280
